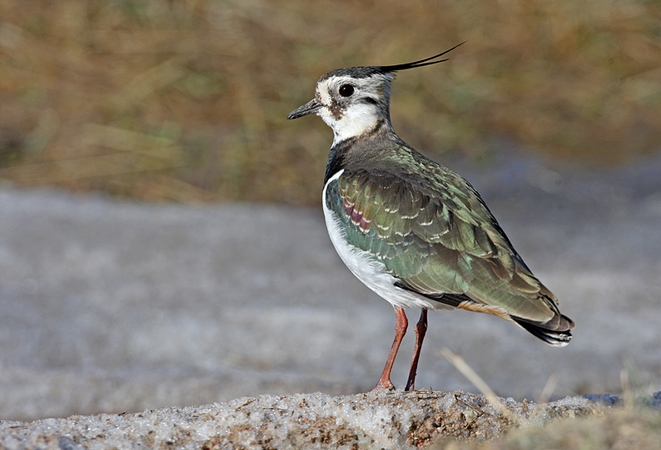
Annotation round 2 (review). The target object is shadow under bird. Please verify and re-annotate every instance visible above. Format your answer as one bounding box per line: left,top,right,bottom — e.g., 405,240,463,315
287,43,575,391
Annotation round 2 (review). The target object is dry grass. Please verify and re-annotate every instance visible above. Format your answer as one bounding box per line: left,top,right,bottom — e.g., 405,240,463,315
434,407,661,450
430,352,661,450
1,0,660,204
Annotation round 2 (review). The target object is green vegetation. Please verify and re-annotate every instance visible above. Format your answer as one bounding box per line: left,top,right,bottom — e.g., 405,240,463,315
1,0,660,203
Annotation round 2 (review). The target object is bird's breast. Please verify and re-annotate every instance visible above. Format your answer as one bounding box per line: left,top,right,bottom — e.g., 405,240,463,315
322,170,438,310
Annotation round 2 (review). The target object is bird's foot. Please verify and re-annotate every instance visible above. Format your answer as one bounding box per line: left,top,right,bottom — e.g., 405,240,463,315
371,378,396,391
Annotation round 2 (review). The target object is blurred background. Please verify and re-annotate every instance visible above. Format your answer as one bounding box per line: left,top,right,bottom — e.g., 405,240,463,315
1,0,660,203
1,0,661,422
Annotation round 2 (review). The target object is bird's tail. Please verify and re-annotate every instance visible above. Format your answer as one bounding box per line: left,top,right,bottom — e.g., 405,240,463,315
511,313,575,347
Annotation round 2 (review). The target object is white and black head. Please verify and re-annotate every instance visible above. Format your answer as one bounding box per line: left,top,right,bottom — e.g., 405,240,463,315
287,43,464,145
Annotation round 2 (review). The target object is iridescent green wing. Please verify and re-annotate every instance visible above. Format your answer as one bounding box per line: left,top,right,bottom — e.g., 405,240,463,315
328,165,559,324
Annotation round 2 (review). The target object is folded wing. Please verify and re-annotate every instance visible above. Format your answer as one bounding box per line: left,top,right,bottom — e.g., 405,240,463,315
328,163,574,346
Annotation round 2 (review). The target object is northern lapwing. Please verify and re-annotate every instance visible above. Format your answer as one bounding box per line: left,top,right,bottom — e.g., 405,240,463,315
287,44,574,391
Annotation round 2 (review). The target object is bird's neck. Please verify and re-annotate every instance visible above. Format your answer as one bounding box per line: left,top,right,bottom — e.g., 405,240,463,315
324,139,352,185
323,121,405,185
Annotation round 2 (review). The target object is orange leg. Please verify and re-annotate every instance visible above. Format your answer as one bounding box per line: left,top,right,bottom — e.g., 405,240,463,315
373,306,408,390
405,308,428,391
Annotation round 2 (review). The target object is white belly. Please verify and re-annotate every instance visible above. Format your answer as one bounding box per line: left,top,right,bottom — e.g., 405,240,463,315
322,170,438,310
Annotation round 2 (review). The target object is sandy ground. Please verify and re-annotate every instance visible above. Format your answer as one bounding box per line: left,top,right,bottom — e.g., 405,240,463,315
1,150,660,422
0,391,609,449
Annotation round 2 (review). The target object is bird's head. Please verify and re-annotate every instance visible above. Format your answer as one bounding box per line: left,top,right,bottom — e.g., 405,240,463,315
287,43,464,146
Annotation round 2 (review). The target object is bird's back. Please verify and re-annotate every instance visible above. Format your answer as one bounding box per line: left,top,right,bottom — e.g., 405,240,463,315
324,131,574,345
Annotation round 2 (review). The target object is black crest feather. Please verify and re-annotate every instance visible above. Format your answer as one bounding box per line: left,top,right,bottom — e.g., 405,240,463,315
378,42,465,73
317,42,466,81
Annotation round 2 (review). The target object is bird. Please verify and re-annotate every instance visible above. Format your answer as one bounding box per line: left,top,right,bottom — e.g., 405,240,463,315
287,43,575,391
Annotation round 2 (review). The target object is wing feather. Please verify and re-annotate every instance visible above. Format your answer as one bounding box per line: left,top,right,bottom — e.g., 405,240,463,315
324,145,574,337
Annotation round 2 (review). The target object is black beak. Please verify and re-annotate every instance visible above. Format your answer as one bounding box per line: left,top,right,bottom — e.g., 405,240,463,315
287,99,322,120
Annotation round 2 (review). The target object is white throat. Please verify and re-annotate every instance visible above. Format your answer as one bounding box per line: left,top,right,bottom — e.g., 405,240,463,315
319,103,379,146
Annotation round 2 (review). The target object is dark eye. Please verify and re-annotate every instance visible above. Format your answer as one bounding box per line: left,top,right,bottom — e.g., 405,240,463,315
339,84,354,97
